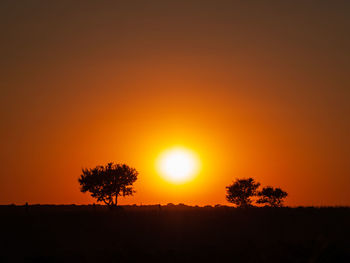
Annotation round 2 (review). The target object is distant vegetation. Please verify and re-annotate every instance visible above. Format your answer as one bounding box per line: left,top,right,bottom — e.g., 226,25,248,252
78,163,138,207
257,186,288,207
226,178,288,208
79,163,288,208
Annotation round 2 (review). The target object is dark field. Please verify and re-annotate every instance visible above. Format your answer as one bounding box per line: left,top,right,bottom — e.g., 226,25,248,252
1,205,349,263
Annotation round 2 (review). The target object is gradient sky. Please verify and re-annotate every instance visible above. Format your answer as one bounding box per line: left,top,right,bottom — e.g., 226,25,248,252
1,0,349,206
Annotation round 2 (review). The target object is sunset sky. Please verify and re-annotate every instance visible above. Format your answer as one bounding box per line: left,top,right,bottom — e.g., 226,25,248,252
1,1,349,206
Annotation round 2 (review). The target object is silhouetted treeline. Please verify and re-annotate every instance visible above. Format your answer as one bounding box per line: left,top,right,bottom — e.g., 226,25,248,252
226,177,288,208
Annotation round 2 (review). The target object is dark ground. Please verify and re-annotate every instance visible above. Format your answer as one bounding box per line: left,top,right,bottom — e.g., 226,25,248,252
1,205,349,263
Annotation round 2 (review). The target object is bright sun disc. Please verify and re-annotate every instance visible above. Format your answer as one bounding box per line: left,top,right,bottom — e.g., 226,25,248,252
157,147,200,183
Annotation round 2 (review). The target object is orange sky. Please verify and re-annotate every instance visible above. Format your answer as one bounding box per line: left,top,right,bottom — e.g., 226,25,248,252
1,1,349,206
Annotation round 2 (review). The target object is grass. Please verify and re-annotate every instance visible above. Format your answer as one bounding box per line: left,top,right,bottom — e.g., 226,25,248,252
1,205,349,262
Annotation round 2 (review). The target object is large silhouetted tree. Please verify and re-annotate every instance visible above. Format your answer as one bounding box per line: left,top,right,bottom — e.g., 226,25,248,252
257,186,288,207
78,163,138,207
226,178,260,208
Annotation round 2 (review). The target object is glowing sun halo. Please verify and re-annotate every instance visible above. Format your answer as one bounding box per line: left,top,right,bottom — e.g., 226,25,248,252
156,147,200,183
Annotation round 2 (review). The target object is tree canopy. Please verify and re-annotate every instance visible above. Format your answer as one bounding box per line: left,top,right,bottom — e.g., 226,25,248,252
257,186,288,207
226,178,260,208
226,178,288,207
78,163,138,207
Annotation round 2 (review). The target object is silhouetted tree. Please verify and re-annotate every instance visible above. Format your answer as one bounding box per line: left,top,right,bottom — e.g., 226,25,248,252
226,178,260,208
78,163,138,207
257,186,288,207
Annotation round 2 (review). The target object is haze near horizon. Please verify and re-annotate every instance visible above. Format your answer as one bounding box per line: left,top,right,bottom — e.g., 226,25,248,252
1,0,349,206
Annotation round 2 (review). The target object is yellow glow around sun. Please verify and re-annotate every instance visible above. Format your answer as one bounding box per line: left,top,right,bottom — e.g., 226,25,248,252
156,147,201,183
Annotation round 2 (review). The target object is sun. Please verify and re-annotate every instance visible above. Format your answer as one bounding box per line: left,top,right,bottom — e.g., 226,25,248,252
156,147,201,183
